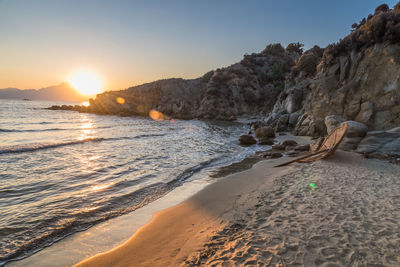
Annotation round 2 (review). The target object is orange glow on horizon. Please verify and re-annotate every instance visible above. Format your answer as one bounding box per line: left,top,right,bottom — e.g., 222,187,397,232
68,70,103,96
82,101,90,107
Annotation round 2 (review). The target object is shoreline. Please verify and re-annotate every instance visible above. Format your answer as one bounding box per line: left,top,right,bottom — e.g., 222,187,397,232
76,153,295,267
76,150,400,266
6,176,214,267
6,134,309,267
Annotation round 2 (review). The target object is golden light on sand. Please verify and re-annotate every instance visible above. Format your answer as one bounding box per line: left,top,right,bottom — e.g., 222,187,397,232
68,70,103,96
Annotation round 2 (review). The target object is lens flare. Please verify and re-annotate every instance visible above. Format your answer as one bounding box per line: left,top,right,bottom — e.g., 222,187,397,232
116,97,125,104
149,110,170,121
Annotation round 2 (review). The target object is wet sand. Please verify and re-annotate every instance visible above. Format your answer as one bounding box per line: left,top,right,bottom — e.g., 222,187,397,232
76,150,400,266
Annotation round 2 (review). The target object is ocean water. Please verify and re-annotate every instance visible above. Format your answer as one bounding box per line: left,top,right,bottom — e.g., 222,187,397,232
0,99,264,265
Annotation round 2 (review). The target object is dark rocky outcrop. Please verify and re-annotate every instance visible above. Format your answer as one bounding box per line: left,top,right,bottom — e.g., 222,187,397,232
49,43,301,120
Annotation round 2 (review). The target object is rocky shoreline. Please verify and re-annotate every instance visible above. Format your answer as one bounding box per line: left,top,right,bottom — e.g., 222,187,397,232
48,3,400,160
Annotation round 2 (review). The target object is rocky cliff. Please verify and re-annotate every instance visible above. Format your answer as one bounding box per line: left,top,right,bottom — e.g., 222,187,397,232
53,43,301,120
266,3,400,137
52,2,400,141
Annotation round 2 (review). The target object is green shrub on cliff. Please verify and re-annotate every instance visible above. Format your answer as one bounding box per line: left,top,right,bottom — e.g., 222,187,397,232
322,1,400,66
262,43,286,57
286,42,304,55
271,61,287,81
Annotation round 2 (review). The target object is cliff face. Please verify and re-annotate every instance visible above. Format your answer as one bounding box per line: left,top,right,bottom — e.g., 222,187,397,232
84,44,300,120
267,3,400,136
311,43,400,130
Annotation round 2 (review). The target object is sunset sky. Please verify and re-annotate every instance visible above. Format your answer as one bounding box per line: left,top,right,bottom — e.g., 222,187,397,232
0,0,397,91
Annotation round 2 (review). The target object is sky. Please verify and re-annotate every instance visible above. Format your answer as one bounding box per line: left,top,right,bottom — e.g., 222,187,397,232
0,0,398,91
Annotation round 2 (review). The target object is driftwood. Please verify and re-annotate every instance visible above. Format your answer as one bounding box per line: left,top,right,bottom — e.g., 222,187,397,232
274,123,348,167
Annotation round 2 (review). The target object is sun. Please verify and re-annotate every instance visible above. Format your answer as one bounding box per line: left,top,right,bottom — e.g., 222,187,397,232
68,70,103,96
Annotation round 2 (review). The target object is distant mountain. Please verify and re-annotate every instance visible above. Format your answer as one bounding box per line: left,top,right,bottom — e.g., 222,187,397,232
0,83,88,102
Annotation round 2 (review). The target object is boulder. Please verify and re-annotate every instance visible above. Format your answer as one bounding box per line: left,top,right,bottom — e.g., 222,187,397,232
281,140,298,147
294,144,310,151
355,102,374,124
325,115,346,133
286,150,298,157
308,118,327,137
356,128,400,155
258,138,274,145
271,152,283,158
255,126,275,139
263,152,283,158
339,136,364,151
275,114,290,132
239,135,257,146
272,144,286,150
342,121,368,137
284,89,303,113
288,112,301,128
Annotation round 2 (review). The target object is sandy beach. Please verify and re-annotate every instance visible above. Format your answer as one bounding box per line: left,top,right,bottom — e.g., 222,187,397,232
75,149,400,267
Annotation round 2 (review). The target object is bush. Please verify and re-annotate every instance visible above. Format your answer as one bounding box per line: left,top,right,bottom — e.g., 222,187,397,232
210,71,232,86
201,71,214,82
395,1,400,12
271,61,287,81
375,4,389,14
262,43,286,57
286,42,304,54
292,46,323,76
320,2,400,67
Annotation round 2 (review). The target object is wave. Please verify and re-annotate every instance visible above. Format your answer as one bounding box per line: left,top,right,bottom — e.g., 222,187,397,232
168,156,225,186
0,126,112,133
103,133,167,142
0,133,168,155
0,138,104,155
0,154,242,265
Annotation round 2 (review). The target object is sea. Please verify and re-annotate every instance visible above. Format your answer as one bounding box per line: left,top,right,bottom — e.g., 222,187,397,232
0,99,265,266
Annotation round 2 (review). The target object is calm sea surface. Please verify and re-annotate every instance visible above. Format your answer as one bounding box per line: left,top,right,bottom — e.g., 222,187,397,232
0,99,264,265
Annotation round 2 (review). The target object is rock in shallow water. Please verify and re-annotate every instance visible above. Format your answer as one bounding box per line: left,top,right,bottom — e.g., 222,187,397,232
258,138,274,145
272,144,286,150
239,135,257,146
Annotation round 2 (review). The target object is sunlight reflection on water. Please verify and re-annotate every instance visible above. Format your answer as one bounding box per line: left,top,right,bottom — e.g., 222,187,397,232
0,99,265,264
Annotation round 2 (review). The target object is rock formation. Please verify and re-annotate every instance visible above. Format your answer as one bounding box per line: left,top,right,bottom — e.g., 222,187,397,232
270,4,400,137
49,43,300,120
49,2,400,157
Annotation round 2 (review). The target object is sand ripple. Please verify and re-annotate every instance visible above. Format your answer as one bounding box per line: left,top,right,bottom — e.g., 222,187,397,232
184,151,400,266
